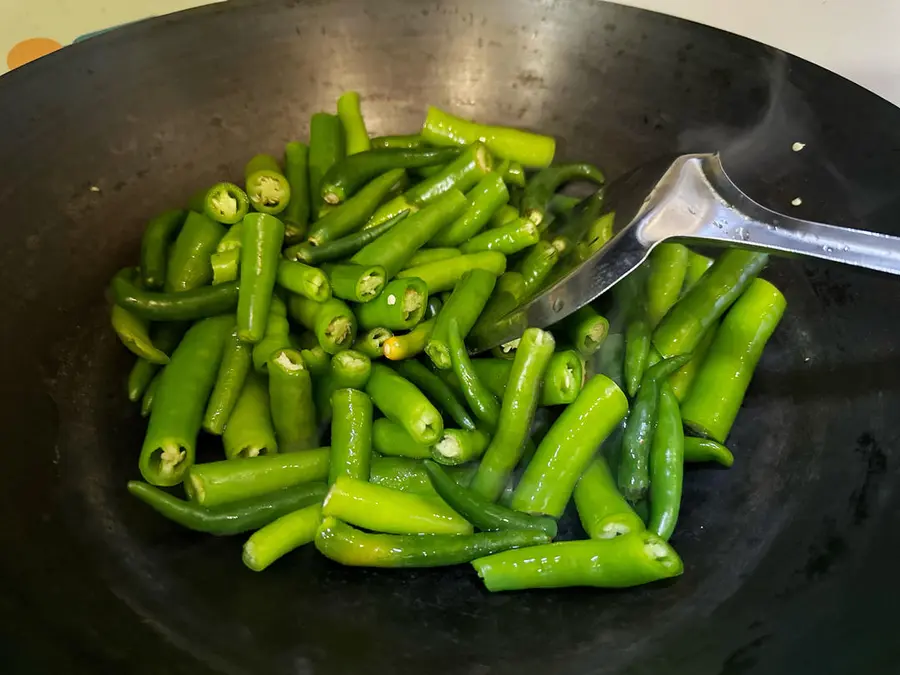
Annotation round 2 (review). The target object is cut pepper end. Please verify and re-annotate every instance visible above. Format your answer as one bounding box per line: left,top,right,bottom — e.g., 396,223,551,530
434,433,462,461
150,443,187,481
642,533,684,576
402,288,424,320
359,272,385,300
326,317,353,349
185,473,204,503
274,349,305,372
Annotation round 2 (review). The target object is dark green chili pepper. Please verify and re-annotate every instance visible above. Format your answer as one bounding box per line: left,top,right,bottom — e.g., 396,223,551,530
470,328,556,502
646,243,690,327
405,247,461,268
618,354,692,503
211,249,239,285
308,168,406,246
186,447,329,507
202,327,252,435
648,384,684,541
140,209,186,289
574,456,645,539
382,317,436,361
140,372,160,418
352,189,469,277
283,141,311,239
681,279,786,442
544,190,605,260
276,259,331,302
243,503,321,571
223,371,278,459
128,480,326,536
165,211,226,293
654,250,769,357
684,250,714,292
426,268,497,370
560,305,610,356
421,106,555,168
202,182,250,225
110,305,169,364
127,322,187,402
237,212,284,343
139,315,233,486
403,142,494,207
316,516,548,567
392,359,476,431
424,460,557,536
329,388,374,484
372,418,431,459
624,317,651,398
315,349,372,424
448,318,501,429
459,217,539,255
321,262,385,303
289,296,357,354
362,194,420,230
268,348,319,452
471,531,683,591
683,436,734,467
321,148,461,204
336,91,371,156
353,327,392,359
397,251,507,294
371,134,426,149
473,271,526,332
244,153,291,215
309,112,346,215
366,363,444,445
517,239,559,295
431,428,490,466
429,172,509,246
285,210,409,265
521,163,605,227
355,277,428,331
425,295,443,319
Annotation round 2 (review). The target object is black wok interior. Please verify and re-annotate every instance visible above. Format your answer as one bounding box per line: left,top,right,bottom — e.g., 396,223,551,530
2,1,899,673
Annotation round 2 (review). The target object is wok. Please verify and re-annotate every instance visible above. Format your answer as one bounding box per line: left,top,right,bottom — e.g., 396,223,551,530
1,1,899,673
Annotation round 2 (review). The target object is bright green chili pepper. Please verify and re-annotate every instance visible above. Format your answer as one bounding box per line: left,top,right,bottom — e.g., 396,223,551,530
646,243,690,327
489,204,520,229
624,317,652,398
447,318,501,430
574,456,645,539
681,278,786,442
268,348,318,452
421,106,555,167
202,327,252,435
362,194,421,230
300,345,331,378
210,249,239,285
669,322,717,402
459,217,539,255
471,328,556,502
250,297,291,373
237,212,284,343
127,322,186,402
365,363,444,445
397,251,507,294
355,277,428,331
405,247,461,268
430,428,490,466
110,305,170,364
559,305,610,356
202,182,250,225
463,351,584,407
647,384,684,541
352,327,392,359
684,250,715,291
223,371,278,459
315,349,372,424
429,172,509,247
517,239,559,296
372,418,431,459
283,141,311,240
521,163,605,226
139,315,233,486
368,457,475,496
382,317,436,361
336,91,371,156
140,209,186,289
288,296,357,354
321,262,385,303
242,503,322,572
309,112,346,215
473,271,526,332
683,436,734,467
500,160,526,187
391,359,476,431
165,211,226,293
403,142,494,207
216,222,243,253
371,134,426,149
275,259,331,302
244,153,291,215
285,209,409,265
329,388,373,484
426,268,497,370
511,374,628,517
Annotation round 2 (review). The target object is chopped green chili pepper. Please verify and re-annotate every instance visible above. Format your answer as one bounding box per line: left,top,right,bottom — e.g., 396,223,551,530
521,163,605,226
268,348,318,452
352,188,468,277
471,531,683,591
517,239,559,295
398,251,507,294
382,317,435,360
422,106,555,167
242,502,322,572
316,516,549,567
575,456,645,539
202,327,252,435
238,212,285,344
426,268,497,370
624,317,652,397
336,91,371,156
681,278,786,442
127,322,186,402
300,345,331,378
250,297,291,373
315,349,372,424
392,359,476,431
275,260,330,303
474,271,526,332
321,262,385,303
654,250,769,357
501,160,526,187
353,327,392,359
684,250,715,291
371,134,426,149
459,217,539,255
283,141,311,239
244,153,291,215
560,305,610,356
140,372,160,418
429,172,509,246
355,277,428,331
405,247,461,268
288,296,358,354
139,315,233,486
223,371,278,459
471,328,556,502
511,374,628,516
165,211,226,293
366,363,444,445
403,142,494,207
211,249,239,285
110,305,170,364
372,418,431,459
648,384,684,541
489,204,520,229
464,351,584,407
683,436,734,467
362,194,421,230
216,222,243,253
309,112,346,215
286,209,408,265
140,209,186,289
129,480,326,536
646,243,690,327
431,428,490,466
186,447,329,507
669,322,717,402
369,457,475,495
203,182,250,225
329,388,373,484
448,318,501,430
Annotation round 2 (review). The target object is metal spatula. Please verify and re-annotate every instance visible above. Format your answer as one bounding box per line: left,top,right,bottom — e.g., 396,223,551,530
470,153,900,352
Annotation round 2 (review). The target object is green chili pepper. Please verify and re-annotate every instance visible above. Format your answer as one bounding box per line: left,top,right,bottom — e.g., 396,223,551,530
244,153,291,215
371,134,425,149
140,209,186,289
448,318,501,429
110,305,170,364
352,277,427,331
369,457,475,495
315,349,372,424
329,388,373,484
139,315,233,486
323,476,471,535
250,297,291,373
372,418,431,459
353,327,392,359
521,163,605,226
618,354,692,503
684,250,714,291
669,322,717,401
352,189,468,277
237,212,284,343
474,271,526,332
683,436,734,467
127,322,186,402
382,317,435,361
362,194,421,230
653,250,769,357
429,173,509,246
140,372,160,417
300,345,331,378
283,141,311,239
403,142,494,207
647,384,684,541
559,305,610,356
223,371,278,459
309,112,346,215
425,295,443,319
517,239,559,295
164,211,226,293
624,317,652,397
431,428,490,466
366,363,444,445
202,327,252,435
128,480,326,536
574,456,645,539
321,147,460,204
321,262,385,303
392,359,475,431
202,182,250,225
426,268,497,370
242,502,322,572
421,106,555,167
268,348,318,452
511,374,628,516
216,222,243,253
210,249,239,285
489,204,520,229
288,296,357,354
397,251,506,296
472,530,683,591
316,516,548,567
286,209,408,265
405,247,461,268
273,261,329,303
308,168,407,246
681,278,786,442
646,243,690,327
336,91,371,156
464,351,584,407
501,160,526,187
459,217,539,255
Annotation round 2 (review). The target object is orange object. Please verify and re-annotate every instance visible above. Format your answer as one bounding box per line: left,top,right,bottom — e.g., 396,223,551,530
7,37,62,70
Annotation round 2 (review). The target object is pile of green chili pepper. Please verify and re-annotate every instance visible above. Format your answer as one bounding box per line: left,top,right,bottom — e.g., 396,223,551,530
111,92,785,590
